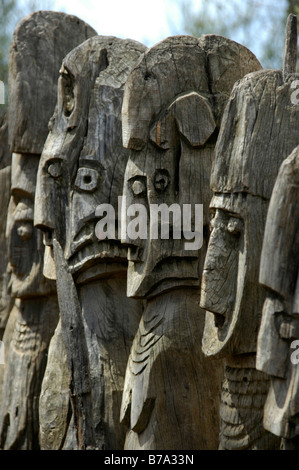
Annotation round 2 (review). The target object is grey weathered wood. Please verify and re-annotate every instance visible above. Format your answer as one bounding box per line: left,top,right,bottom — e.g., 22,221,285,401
35,36,146,450
0,297,58,449
0,153,59,450
0,111,12,336
282,14,298,80
120,35,261,450
0,11,98,450
256,145,299,445
219,357,280,450
8,10,97,155
38,319,72,450
53,238,95,450
200,39,299,448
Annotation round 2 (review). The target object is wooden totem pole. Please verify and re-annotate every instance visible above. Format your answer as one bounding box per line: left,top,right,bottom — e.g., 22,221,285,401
120,35,261,450
256,145,299,449
0,11,97,450
200,15,299,450
34,36,146,450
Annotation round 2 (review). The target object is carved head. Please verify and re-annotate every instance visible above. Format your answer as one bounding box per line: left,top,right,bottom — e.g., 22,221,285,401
256,147,299,439
6,11,96,298
34,36,147,281
121,35,261,299
200,70,299,357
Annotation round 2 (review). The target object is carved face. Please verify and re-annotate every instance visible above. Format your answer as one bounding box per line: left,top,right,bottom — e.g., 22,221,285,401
200,69,299,357
122,91,215,298
6,153,55,298
255,148,299,438
121,35,262,299
200,192,268,356
34,37,146,281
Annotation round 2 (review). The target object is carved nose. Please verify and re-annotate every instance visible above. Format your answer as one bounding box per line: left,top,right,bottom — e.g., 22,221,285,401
34,168,56,233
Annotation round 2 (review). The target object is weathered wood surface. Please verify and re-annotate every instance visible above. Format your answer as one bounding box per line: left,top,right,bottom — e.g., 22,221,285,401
282,14,298,80
35,36,146,450
0,297,58,449
200,28,299,447
8,10,97,155
219,357,280,450
256,145,299,445
38,319,72,450
120,35,261,450
0,111,12,336
0,11,98,450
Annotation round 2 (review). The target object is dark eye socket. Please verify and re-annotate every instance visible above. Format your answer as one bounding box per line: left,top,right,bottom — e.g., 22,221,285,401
61,70,75,117
154,169,170,193
74,168,99,192
129,176,147,197
227,217,243,236
47,160,62,179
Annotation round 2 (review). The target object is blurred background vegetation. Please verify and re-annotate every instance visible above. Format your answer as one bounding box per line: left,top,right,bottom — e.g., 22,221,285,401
176,0,299,69
0,0,298,113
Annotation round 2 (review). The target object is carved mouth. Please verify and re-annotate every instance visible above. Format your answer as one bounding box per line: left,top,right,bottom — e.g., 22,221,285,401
67,239,128,274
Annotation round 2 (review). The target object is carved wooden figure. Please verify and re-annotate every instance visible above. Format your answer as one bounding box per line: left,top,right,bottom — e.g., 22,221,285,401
0,11,97,450
34,36,146,450
0,111,12,338
256,145,299,449
120,35,261,450
200,15,299,450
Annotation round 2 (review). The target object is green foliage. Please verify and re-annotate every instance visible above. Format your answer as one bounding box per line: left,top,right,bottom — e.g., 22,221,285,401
177,0,299,69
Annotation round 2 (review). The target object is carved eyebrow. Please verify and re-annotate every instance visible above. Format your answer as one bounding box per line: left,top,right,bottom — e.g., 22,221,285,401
78,159,103,170
59,64,73,78
11,187,34,201
210,207,242,219
127,174,146,182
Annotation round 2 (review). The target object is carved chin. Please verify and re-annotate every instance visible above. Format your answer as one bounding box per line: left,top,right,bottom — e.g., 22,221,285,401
9,264,54,298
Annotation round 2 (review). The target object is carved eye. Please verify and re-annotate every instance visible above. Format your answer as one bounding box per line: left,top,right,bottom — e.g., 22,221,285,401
227,217,243,236
17,222,33,241
61,69,75,117
130,177,147,197
74,168,99,192
47,161,62,179
154,169,170,193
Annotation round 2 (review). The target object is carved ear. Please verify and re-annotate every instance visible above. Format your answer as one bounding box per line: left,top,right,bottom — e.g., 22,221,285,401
150,91,216,149
174,92,216,147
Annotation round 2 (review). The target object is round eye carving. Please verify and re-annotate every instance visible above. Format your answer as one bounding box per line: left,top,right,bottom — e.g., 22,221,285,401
227,217,243,236
129,176,146,197
154,169,170,193
131,179,146,197
75,168,99,192
48,161,62,179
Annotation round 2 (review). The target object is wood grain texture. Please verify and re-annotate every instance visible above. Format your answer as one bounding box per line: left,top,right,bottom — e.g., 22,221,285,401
256,146,299,443
200,48,299,449
0,111,12,336
8,10,97,154
0,10,98,449
282,14,298,80
35,36,146,449
0,297,58,449
120,35,261,450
